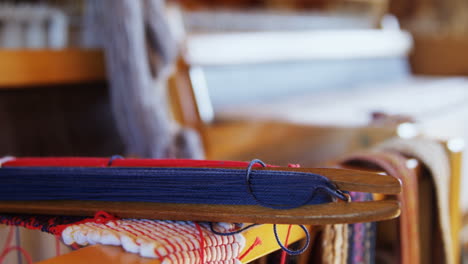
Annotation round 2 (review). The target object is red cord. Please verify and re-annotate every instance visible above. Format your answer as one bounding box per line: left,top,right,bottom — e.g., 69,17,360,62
93,211,118,223
194,222,205,264
3,158,276,168
239,237,262,261
1,227,14,253
51,211,120,236
0,246,33,264
280,225,293,264
70,243,80,250
55,235,61,257
0,227,33,264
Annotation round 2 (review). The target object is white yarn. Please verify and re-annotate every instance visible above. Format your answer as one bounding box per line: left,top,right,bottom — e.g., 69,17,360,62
0,156,14,168
62,219,245,262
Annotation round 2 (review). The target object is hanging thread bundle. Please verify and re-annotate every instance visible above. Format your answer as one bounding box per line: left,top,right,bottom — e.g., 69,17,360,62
0,160,346,208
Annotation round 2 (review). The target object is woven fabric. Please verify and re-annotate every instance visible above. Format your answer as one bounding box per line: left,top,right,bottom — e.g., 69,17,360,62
62,219,245,263
321,192,375,264
0,212,245,263
347,192,376,264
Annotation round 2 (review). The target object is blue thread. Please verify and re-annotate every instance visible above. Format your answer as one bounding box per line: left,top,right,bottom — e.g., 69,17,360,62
16,226,22,264
0,159,346,208
273,224,310,255
245,159,347,209
335,189,351,202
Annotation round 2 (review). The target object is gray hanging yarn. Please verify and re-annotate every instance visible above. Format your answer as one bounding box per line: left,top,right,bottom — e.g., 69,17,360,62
82,0,203,159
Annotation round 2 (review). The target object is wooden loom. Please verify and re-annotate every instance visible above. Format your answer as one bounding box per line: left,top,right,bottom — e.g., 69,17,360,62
0,2,408,263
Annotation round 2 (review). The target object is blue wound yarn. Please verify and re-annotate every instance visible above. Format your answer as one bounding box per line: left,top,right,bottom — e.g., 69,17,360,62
0,162,346,209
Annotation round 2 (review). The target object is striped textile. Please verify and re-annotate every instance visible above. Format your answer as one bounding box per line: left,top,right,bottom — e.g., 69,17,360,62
347,192,376,264
62,219,245,264
321,192,375,264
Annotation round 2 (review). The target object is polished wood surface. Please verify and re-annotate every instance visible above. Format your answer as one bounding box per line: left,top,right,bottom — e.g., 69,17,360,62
445,140,463,264
259,167,400,194
0,49,106,87
0,199,399,226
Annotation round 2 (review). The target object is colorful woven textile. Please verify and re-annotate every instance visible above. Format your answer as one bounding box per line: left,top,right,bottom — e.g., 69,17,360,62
321,192,376,264
62,220,245,263
347,192,376,264
0,212,246,263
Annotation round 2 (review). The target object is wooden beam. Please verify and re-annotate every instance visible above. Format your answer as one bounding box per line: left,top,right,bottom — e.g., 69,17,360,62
0,49,106,87
0,199,400,225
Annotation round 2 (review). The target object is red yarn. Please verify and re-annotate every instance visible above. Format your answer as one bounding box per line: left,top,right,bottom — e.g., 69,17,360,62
55,235,61,257
239,237,262,261
194,222,205,264
280,225,293,264
3,158,277,168
1,227,14,254
0,246,33,264
0,227,33,264
92,211,118,224
51,211,119,235
70,243,80,250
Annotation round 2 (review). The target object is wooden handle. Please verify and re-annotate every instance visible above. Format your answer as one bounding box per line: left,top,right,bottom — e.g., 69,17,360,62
251,167,401,194
0,199,399,225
